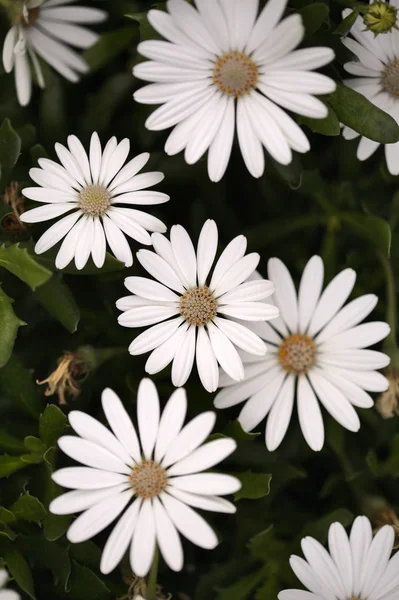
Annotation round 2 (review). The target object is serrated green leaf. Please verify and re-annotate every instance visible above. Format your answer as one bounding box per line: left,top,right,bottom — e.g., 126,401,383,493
327,83,399,143
338,213,391,256
0,119,21,170
0,244,52,290
43,513,71,542
82,28,139,73
0,541,36,599
0,430,26,453
234,472,272,501
0,507,16,525
11,494,47,524
0,355,43,418
34,276,80,333
39,405,68,449
0,287,25,368
0,456,26,478
299,2,329,36
334,9,359,36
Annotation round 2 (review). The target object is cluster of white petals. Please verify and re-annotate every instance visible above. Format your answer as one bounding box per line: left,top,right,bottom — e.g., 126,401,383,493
2,0,106,106
0,570,19,600
50,380,240,577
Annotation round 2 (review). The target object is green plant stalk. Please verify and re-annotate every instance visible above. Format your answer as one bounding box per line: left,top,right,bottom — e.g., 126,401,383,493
147,546,159,600
378,251,399,364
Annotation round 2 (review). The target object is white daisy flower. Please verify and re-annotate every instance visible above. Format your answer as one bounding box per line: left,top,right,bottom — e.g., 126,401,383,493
0,570,20,600
117,219,279,392
132,0,336,182
50,379,240,577
214,256,390,452
19,132,169,270
341,2,399,174
279,516,399,600
2,0,106,106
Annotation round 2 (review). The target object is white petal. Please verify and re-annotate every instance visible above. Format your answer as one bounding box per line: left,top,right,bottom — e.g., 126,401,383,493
50,484,130,515
20,203,76,223
112,191,169,206
351,516,373,597
57,436,131,474
22,187,78,203
170,473,240,496
102,214,133,267
214,253,260,297
318,349,390,371
272,47,335,71
213,317,266,356
137,249,185,294
67,135,91,184
308,370,360,432
289,555,336,600
217,301,279,322
89,132,102,185
297,376,324,451
172,326,196,387
258,83,327,119
265,375,295,451
360,526,395,599
319,322,390,351
167,486,236,513
298,256,324,334
246,0,289,53
278,592,322,600
328,523,353,599
301,537,347,599
170,224,197,287
66,489,133,543
118,305,178,328
74,216,94,270
154,388,187,463
316,366,374,408
3,27,17,73
55,216,87,270
100,497,142,575
125,277,179,302
237,96,265,178
145,323,189,374
197,219,218,286
207,321,244,382
98,137,117,186
268,258,298,334
137,378,160,459
215,364,276,409
102,139,130,187
162,411,216,468
167,0,220,54
52,466,128,490
220,280,275,304
108,153,150,191
101,388,141,463
40,6,107,23
167,438,236,476
208,96,235,182
146,87,216,132
29,167,76,193
128,317,184,355
185,93,228,165
153,496,183,572
15,50,31,107
34,211,81,254
55,143,86,186
238,368,287,431
315,294,378,342
196,326,219,392
246,93,292,165
130,499,156,577
160,492,218,549
209,235,247,291
91,218,106,268
308,269,356,338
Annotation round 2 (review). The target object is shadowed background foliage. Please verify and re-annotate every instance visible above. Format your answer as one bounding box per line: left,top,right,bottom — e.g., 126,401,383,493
1,1,399,599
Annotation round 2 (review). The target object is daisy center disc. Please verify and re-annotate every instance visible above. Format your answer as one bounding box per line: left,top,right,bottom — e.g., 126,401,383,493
381,58,399,97
129,460,167,499
78,185,111,217
180,286,217,326
213,51,258,98
279,335,316,375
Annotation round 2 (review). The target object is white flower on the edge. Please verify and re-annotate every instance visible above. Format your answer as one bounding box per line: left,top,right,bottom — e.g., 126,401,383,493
20,133,169,270
117,220,279,392
0,570,20,600
214,256,390,451
279,516,399,600
50,379,240,577
341,3,399,174
132,0,336,182
2,0,106,106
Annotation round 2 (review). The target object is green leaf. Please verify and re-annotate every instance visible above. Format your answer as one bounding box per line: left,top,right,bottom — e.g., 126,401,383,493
0,541,36,599
39,405,68,449
67,562,110,600
43,513,71,542
271,153,303,189
216,569,265,600
0,507,16,525
221,420,260,443
338,213,391,256
0,286,25,368
22,535,71,590
0,355,43,418
0,430,26,453
298,107,340,136
0,456,26,478
34,276,80,333
327,83,399,143
11,493,47,524
298,509,354,543
248,526,285,562
299,2,329,36
234,472,272,501
0,119,21,169
30,144,48,164
334,9,359,36
82,27,139,72
0,244,52,290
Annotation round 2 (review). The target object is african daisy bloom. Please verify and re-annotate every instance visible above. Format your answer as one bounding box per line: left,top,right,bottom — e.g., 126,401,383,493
214,256,390,452
50,380,240,577
117,220,279,392
19,132,169,270
341,3,399,174
279,516,399,600
0,570,20,600
132,0,336,182
2,0,106,106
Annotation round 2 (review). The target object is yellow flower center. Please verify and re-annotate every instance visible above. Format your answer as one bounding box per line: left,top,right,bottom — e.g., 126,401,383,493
78,185,111,217
179,286,218,326
381,58,399,97
279,335,316,375
213,51,258,98
129,460,167,499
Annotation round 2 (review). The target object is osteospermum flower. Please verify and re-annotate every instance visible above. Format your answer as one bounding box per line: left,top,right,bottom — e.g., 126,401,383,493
279,516,399,600
341,4,399,174
117,220,279,392
50,379,240,577
132,0,336,182
214,256,390,451
2,0,106,106
19,132,169,270
0,570,20,600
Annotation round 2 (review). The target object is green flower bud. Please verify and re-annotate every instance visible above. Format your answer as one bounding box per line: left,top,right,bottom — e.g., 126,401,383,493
363,1,399,35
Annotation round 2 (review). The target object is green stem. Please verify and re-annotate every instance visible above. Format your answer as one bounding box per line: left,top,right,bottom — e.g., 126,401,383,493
147,547,159,600
378,251,398,361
